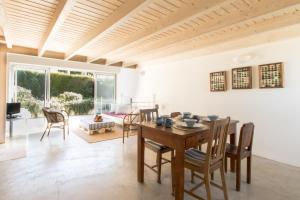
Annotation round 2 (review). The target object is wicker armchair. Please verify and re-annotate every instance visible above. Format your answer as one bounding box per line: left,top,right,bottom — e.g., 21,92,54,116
40,107,69,141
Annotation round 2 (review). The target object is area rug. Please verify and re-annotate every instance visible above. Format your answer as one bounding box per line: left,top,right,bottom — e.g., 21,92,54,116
72,126,137,143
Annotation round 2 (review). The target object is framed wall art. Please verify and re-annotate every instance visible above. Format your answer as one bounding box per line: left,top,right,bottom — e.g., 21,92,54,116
232,66,252,89
210,71,227,92
259,62,284,88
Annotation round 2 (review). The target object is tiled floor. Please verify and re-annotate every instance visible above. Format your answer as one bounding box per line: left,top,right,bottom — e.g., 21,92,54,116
0,130,299,200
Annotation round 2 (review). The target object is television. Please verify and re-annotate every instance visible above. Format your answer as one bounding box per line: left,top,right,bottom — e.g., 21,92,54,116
7,103,21,118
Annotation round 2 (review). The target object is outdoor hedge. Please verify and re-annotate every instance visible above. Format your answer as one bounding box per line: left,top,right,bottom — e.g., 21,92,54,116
50,73,94,98
17,71,94,99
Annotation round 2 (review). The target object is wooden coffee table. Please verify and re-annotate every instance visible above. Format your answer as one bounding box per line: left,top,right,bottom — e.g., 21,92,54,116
79,118,115,135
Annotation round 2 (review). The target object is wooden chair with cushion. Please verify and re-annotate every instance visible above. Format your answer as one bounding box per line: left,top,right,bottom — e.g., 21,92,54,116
181,117,230,200
225,123,254,191
41,107,69,141
122,112,139,143
140,108,174,184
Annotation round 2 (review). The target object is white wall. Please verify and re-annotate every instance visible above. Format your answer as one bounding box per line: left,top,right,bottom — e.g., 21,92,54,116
137,37,300,167
116,67,139,103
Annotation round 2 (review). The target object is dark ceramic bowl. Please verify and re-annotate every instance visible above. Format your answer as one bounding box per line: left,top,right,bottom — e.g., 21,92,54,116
207,115,219,121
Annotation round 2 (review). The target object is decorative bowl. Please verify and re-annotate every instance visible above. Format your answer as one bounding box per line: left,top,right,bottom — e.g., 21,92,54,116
165,118,173,128
207,115,219,121
156,117,164,126
192,115,201,123
183,112,192,119
184,118,197,127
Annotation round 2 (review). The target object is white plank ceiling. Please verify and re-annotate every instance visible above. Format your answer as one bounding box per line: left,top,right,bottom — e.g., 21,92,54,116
1,0,300,68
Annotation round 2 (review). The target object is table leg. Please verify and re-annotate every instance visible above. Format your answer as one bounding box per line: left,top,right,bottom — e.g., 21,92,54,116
137,127,145,183
174,145,185,200
230,127,237,172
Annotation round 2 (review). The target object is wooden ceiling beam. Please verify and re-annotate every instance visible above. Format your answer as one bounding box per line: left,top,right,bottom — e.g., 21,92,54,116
0,35,5,44
123,63,138,69
136,6,300,61
43,51,65,60
108,61,123,67
65,0,148,60
110,0,300,60
0,0,12,48
90,0,231,62
69,55,88,62
38,0,76,57
91,58,107,65
7,45,38,56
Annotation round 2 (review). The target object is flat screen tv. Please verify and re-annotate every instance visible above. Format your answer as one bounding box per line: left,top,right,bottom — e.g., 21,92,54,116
7,103,21,117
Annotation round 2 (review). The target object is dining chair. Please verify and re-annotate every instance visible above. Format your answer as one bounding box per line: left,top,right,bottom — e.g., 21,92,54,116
225,123,254,191
140,108,174,184
170,112,181,118
41,107,69,141
180,117,230,200
122,112,139,143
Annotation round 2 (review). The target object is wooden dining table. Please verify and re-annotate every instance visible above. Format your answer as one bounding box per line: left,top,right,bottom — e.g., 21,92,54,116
137,120,239,200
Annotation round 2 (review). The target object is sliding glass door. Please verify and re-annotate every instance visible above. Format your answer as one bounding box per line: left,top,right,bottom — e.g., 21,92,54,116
95,74,116,114
49,70,95,115
14,68,47,118
11,66,116,116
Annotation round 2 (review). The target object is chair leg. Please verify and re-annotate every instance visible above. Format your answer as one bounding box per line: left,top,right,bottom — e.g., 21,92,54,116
211,172,214,180
63,126,66,140
220,165,229,200
122,127,126,143
47,128,51,136
47,124,51,136
204,173,212,200
156,152,162,184
191,170,195,184
225,157,228,173
40,128,48,141
247,156,252,184
236,159,241,191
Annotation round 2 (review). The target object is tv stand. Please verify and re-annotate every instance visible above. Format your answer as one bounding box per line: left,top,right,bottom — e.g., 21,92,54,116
6,115,22,138
7,114,19,119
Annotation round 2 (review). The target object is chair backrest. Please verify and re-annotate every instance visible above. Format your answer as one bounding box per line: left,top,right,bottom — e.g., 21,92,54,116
238,123,255,153
206,117,230,165
140,108,158,122
42,107,64,123
170,112,181,118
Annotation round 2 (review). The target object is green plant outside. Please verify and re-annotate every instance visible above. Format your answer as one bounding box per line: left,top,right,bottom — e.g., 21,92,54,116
17,71,95,117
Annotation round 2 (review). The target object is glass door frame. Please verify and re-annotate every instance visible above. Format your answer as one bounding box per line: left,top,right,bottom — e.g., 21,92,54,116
10,64,51,112
94,72,117,114
9,63,118,116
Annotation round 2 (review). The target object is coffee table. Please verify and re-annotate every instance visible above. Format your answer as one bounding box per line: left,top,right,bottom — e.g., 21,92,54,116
79,118,115,135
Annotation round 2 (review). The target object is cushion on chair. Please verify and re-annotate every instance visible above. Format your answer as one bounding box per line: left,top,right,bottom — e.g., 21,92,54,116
145,140,171,152
184,148,207,166
226,143,251,158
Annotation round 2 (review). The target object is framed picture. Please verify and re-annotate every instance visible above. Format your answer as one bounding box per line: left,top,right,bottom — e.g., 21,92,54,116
232,66,252,89
259,62,284,88
210,71,227,92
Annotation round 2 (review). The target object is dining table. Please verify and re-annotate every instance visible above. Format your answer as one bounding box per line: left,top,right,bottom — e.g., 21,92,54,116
137,119,239,200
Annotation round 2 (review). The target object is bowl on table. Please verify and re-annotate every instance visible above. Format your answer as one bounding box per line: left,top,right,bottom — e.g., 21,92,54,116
165,118,173,128
184,118,198,127
156,117,164,126
182,112,192,119
192,115,201,123
207,115,219,121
